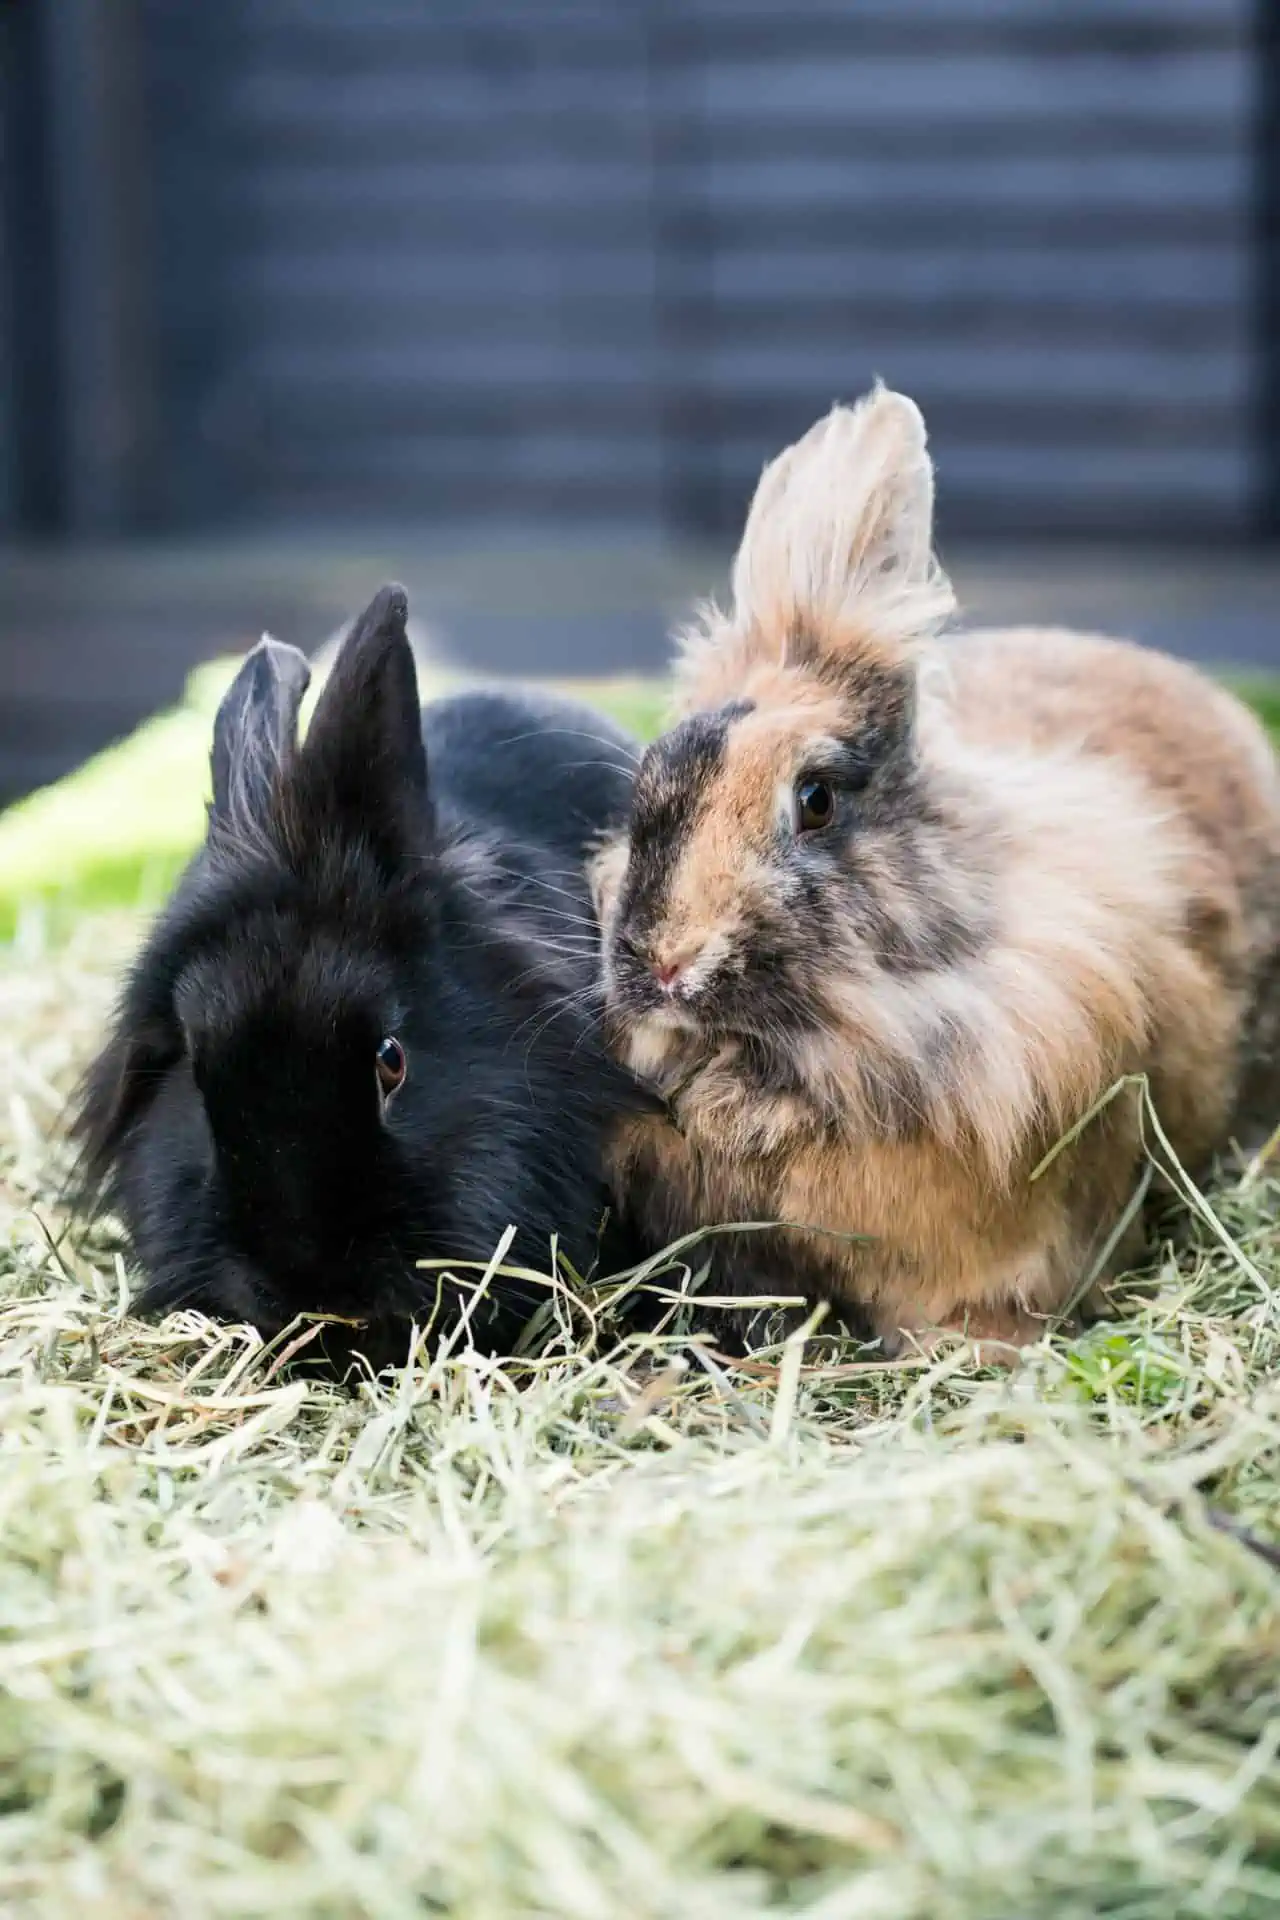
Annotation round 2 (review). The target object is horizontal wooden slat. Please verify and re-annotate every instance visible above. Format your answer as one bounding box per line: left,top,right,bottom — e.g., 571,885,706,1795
684,119,1244,163
245,239,1248,319
686,0,1250,48
235,151,1243,219
232,66,651,130
702,342,1248,409
699,153,1247,216
243,152,1252,238
245,250,659,304
705,204,1249,249
247,469,666,524
242,287,1248,364
251,158,657,213
693,305,1246,356
703,244,1249,311
229,75,1245,155
702,51,1247,125
244,298,1245,358
244,306,660,356
244,189,1249,254
247,392,1247,473
244,334,1247,410
233,123,1245,172
249,341,663,389
692,0,1246,19
237,1,644,39
945,443,1253,503
238,0,1248,42
258,434,666,489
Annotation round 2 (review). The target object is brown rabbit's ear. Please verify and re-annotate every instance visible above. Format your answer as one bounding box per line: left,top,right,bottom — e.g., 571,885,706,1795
210,637,312,832
293,583,430,865
587,829,630,931
730,385,955,662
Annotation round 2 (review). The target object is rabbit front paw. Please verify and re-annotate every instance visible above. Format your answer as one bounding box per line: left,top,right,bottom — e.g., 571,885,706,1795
672,1049,817,1158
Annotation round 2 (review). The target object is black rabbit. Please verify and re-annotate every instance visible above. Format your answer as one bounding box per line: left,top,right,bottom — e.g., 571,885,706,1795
70,583,650,1365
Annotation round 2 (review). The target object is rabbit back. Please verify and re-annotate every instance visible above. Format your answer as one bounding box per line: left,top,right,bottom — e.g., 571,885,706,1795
936,623,1280,1150
424,687,635,875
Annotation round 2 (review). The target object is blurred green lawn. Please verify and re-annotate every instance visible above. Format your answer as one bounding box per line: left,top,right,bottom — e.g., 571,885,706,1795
0,661,670,940
0,657,1276,942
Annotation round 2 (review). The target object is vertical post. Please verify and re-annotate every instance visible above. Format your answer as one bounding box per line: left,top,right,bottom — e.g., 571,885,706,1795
0,20,15,532
0,1,62,531
40,0,156,534
1258,0,1280,539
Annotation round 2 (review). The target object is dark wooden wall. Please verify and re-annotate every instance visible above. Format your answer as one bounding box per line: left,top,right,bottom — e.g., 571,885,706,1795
0,0,1273,542
140,1,670,527
671,0,1258,536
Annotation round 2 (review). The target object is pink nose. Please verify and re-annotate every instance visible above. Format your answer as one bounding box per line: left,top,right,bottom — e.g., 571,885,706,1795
651,959,685,990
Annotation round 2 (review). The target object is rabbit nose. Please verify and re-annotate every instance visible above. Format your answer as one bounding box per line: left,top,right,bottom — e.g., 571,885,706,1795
648,941,703,991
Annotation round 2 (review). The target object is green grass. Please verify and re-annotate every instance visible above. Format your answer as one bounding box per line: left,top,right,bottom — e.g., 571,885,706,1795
2,662,1280,1914
2,914,1280,1917
0,661,670,941
1224,675,1280,743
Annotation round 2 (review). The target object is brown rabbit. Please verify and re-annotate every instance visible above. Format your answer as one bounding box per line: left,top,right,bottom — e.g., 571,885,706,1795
590,386,1280,1355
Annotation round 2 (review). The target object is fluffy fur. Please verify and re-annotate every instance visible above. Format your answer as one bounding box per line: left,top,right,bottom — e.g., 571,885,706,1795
591,387,1280,1354
71,583,648,1367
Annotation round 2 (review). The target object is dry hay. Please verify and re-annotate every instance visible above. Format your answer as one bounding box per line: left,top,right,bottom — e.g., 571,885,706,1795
2,911,1279,1919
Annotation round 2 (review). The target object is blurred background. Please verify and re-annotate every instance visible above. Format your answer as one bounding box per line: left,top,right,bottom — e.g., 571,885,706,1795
1,0,1278,806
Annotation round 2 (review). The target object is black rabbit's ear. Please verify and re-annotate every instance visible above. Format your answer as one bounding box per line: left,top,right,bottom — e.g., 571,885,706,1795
297,583,429,862
210,637,312,831
68,1012,181,1204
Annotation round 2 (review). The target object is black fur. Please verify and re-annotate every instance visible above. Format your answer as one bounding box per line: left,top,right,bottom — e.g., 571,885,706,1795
69,584,651,1367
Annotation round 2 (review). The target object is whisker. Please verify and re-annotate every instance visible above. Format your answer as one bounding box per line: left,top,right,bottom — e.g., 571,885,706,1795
479,724,642,770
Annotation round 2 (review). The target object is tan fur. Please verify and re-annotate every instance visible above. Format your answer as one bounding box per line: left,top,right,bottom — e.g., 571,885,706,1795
594,389,1280,1354
641,679,854,984
676,386,955,710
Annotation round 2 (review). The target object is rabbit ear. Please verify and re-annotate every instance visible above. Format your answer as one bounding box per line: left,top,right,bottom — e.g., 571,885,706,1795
210,637,312,830
295,583,429,863
731,386,955,658
68,952,184,1207
587,828,630,932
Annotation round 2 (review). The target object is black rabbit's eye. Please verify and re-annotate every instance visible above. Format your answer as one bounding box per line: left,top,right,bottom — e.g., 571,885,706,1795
796,780,836,832
376,1036,406,1097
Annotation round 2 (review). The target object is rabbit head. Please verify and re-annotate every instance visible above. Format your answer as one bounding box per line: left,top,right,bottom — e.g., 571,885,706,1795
590,390,996,1110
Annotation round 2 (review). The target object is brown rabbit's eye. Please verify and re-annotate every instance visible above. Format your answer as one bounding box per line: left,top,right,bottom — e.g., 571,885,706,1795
796,780,836,832
376,1036,406,1097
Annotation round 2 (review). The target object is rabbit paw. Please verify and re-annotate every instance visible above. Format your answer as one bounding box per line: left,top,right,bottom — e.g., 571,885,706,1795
877,1302,1052,1366
673,1049,816,1158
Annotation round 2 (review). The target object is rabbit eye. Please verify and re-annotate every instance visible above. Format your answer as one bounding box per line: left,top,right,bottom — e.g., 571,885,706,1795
796,780,836,832
376,1036,406,1098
